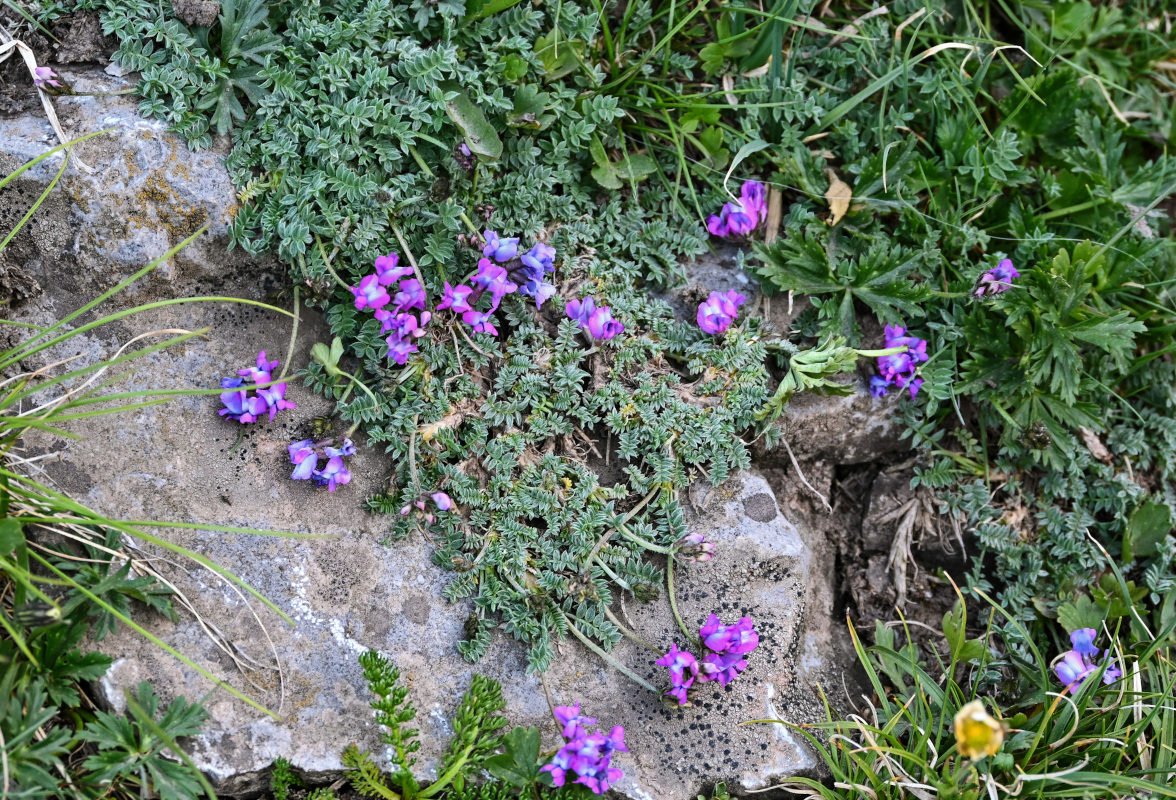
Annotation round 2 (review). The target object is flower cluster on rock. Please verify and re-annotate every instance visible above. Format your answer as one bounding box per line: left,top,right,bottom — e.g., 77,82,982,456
658,611,759,706
870,325,928,399
541,704,627,795
706,180,767,238
287,438,355,492
218,351,296,423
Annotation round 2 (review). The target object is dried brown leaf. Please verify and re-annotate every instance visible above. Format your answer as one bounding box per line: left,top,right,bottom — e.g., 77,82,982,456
824,167,853,225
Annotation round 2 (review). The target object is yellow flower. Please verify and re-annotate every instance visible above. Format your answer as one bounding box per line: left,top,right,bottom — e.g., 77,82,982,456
954,700,1004,760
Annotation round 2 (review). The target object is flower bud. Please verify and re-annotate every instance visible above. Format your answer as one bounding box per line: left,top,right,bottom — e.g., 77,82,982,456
674,532,715,563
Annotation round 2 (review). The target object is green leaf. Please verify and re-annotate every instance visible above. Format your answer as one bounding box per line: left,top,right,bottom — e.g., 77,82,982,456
1124,501,1172,562
464,0,525,22
0,517,24,556
534,31,584,81
1057,594,1106,632
942,598,967,659
484,726,541,788
509,85,554,130
441,83,503,160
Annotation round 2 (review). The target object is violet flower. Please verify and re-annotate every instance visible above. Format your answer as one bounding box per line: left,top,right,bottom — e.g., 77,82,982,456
871,325,928,399
455,142,476,170
462,310,499,336
706,180,767,238
553,703,596,739
288,439,319,481
287,438,355,490
696,614,759,686
431,491,453,511
314,456,352,492
674,532,715,563
374,253,413,286
656,643,700,705
1054,628,1121,693
482,230,519,263
696,289,747,335
471,259,518,309
351,274,391,311
386,336,419,365
567,297,624,340
541,706,626,796
436,282,474,314
219,352,295,423
521,242,556,274
392,278,428,313
974,258,1020,297
34,66,61,90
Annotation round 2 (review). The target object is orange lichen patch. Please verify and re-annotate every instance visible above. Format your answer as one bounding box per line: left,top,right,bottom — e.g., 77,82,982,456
126,171,210,242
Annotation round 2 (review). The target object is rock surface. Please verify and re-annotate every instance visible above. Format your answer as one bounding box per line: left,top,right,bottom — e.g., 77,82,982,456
2,71,856,798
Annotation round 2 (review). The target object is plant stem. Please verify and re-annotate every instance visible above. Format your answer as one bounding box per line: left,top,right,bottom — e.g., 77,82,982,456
666,556,693,641
278,287,300,382
408,145,435,178
603,603,659,651
389,221,428,289
561,612,659,693
616,524,674,555
586,484,662,561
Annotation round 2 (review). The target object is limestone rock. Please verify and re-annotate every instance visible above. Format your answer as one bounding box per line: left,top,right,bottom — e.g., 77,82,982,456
2,69,850,798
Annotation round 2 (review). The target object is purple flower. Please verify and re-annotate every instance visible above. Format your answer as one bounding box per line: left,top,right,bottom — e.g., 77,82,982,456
974,258,1021,297
553,704,597,740
565,297,596,327
218,389,266,423
482,230,519,263
351,274,390,311
696,289,747,335
462,310,499,336
675,532,715,563
288,439,319,481
1055,650,1095,691
585,306,625,340
706,180,767,238
520,280,558,309
325,438,356,458
656,643,699,705
34,66,61,90
374,253,413,286
472,259,518,308
314,455,352,492
873,325,928,399
455,142,476,170
238,350,279,385
377,311,422,338
392,279,428,312
696,614,759,686
257,382,296,421
436,282,475,314
1055,629,1121,692
541,714,626,796
521,242,556,274
431,491,452,510
699,651,749,686
1070,628,1099,657
386,335,419,364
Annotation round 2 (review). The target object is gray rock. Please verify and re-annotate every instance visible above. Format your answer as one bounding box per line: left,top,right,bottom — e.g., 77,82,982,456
2,71,852,798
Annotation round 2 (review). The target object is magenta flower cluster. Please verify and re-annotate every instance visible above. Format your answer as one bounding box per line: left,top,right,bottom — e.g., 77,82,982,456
565,296,624,340
697,289,747,335
349,253,432,365
287,437,355,492
541,704,627,795
870,325,928,399
974,258,1020,297
435,231,558,338
1055,627,1121,692
657,613,759,706
218,351,296,424
706,180,767,238
675,532,715,563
